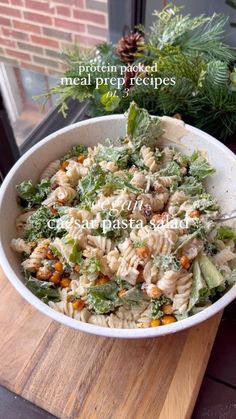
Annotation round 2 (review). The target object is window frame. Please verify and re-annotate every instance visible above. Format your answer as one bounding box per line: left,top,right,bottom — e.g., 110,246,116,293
0,0,147,177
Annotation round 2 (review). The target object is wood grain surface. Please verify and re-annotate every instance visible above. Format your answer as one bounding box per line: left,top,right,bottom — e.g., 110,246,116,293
0,268,222,419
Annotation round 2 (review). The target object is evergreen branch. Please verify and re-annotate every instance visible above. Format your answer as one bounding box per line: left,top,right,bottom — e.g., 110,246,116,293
147,5,235,62
149,5,210,50
153,48,206,85
180,14,235,62
156,79,201,117
35,4,236,141
191,86,236,139
204,60,229,88
226,0,236,9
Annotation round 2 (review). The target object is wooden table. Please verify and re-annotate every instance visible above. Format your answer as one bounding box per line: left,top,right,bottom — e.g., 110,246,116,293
0,268,222,419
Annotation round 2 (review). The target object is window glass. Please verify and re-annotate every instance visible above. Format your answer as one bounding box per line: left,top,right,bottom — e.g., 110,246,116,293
0,0,109,145
145,0,236,46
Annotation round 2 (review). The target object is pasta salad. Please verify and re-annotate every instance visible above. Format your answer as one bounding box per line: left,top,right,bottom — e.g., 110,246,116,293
11,102,236,329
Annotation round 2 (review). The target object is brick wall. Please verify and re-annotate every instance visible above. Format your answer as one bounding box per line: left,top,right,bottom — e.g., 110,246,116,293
0,0,108,75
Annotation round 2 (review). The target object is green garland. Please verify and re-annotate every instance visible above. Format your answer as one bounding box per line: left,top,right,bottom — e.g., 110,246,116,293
41,4,236,141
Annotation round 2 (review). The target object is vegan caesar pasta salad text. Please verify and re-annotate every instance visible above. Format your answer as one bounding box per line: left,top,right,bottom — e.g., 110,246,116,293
11,103,236,329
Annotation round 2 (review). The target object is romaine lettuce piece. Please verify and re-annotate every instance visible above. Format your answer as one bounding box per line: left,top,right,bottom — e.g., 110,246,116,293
225,268,236,285
26,276,60,304
86,281,119,314
51,236,81,264
189,156,215,179
78,165,140,204
178,176,203,196
150,296,172,319
193,194,218,212
188,258,209,311
126,101,163,149
82,256,101,274
189,219,207,239
158,161,181,177
103,173,141,193
95,145,131,169
216,226,236,241
154,255,181,271
17,179,51,208
198,254,225,288
61,144,88,161
78,165,106,203
119,286,144,305
26,206,63,241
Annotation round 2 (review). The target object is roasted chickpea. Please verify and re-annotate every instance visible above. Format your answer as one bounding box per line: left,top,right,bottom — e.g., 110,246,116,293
151,212,169,225
150,319,161,327
49,271,61,285
77,154,86,164
72,299,85,311
149,286,163,299
36,267,50,281
189,209,201,218
162,303,173,315
61,160,69,171
49,206,59,216
161,315,177,325
74,264,81,273
95,275,109,285
180,255,190,269
60,278,71,288
136,246,150,258
54,261,63,273
151,214,162,224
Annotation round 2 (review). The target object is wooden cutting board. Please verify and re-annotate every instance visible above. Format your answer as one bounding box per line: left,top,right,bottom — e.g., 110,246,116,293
0,267,222,419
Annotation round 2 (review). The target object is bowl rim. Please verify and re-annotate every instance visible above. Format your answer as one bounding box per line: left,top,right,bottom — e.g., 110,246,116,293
0,114,235,339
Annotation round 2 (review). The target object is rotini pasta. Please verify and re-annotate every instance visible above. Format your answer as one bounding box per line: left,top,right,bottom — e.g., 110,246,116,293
162,147,174,164
138,192,169,212
51,169,70,187
157,176,177,187
40,160,60,181
173,273,193,313
106,248,120,273
140,145,158,172
88,314,108,327
15,210,35,237
143,260,159,283
87,235,113,254
131,172,146,189
108,314,137,328
11,238,34,254
213,248,236,266
65,159,88,185
118,238,143,268
157,270,180,298
22,239,50,272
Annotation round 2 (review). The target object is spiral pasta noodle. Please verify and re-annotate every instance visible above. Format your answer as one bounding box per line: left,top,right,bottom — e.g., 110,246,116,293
40,160,60,181
22,239,50,272
140,145,158,172
11,238,34,254
16,210,35,237
173,273,193,313
87,235,113,254
157,270,180,298
213,248,236,266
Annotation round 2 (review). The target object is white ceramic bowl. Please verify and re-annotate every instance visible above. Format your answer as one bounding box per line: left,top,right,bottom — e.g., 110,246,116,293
0,115,236,338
